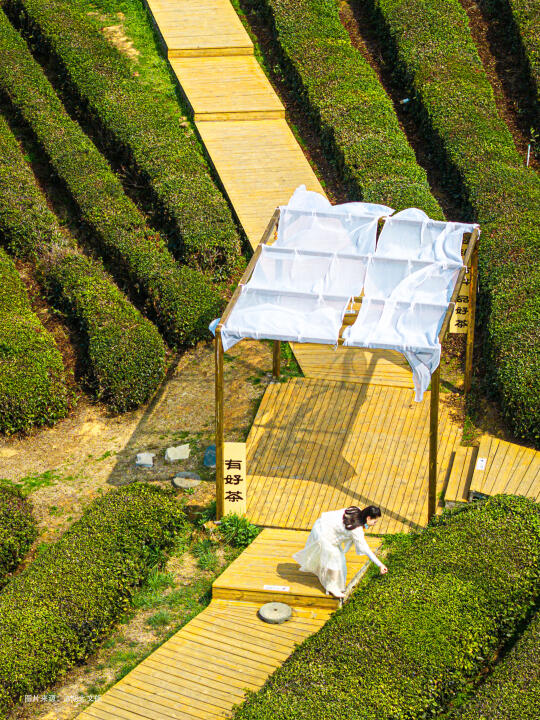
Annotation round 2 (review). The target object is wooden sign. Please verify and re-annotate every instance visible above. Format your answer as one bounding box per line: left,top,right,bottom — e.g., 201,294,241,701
450,235,471,334
222,442,247,516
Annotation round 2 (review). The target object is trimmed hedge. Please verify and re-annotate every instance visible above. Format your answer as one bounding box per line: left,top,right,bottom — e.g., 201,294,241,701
506,0,540,98
0,247,68,435
364,0,540,444
0,111,165,411
6,0,243,278
0,9,221,347
0,483,37,589
244,0,443,216
448,609,540,720
233,496,540,720
0,482,188,719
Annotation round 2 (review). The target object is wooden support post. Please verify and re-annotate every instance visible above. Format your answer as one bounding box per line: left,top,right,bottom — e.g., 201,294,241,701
215,327,224,520
464,240,479,393
273,340,281,379
428,365,440,522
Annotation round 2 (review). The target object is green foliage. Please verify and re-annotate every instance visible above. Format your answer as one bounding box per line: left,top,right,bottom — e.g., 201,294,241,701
0,110,166,410
0,482,189,718
6,0,243,279
233,496,540,720
219,513,261,547
0,484,37,589
366,0,540,444
0,9,221,347
447,609,540,720
0,247,68,435
194,499,217,527
506,0,540,99
243,0,442,216
191,538,219,571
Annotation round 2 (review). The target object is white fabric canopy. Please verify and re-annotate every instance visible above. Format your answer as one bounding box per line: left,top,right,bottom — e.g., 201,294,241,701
212,185,479,401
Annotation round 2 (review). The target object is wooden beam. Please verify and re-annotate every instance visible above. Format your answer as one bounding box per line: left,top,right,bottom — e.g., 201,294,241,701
260,208,280,246
428,365,440,521
464,237,479,393
215,327,225,520
272,340,281,379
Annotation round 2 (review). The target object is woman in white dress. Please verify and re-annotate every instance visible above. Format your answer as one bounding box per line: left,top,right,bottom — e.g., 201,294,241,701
292,505,388,598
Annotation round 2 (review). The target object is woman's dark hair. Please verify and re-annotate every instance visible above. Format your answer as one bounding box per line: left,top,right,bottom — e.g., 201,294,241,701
343,505,382,530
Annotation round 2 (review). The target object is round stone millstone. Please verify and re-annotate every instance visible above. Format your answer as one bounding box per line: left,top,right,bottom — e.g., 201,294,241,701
258,602,292,624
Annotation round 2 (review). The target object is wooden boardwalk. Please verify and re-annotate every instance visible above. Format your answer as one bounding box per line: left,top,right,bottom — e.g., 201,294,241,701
144,0,323,248
76,528,381,719
76,599,331,720
246,378,462,534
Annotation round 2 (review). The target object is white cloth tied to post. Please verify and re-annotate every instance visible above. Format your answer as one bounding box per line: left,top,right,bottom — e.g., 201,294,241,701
213,186,478,401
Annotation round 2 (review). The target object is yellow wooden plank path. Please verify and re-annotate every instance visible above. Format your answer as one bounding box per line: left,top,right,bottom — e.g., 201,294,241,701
444,445,477,507
196,119,324,246
76,598,331,720
470,436,540,501
171,56,285,120
213,528,381,609
144,0,253,57
246,378,461,533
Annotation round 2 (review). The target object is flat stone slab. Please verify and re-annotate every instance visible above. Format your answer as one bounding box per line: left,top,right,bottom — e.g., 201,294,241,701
258,602,292,624
172,472,202,489
135,452,155,468
165,444,190,463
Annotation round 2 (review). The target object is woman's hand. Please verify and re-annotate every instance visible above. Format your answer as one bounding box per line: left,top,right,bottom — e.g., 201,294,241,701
380,565,388,575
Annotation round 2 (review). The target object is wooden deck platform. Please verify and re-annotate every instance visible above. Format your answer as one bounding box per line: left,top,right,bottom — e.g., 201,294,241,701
246,378,462,534
469,436,540,501
76,598,331,720
213,528,381,609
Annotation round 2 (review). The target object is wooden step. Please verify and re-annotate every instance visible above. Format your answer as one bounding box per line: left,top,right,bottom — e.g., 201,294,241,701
469,435,540,501
212,528,382,609
445,445,477,507
171,56,285,120
144,0,253,57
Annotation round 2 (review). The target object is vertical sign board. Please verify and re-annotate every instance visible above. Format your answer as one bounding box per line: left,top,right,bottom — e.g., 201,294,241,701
222,442,247,516
450,234,470,334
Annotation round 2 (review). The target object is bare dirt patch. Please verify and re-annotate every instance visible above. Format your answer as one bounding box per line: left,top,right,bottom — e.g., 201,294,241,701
88,11,140,61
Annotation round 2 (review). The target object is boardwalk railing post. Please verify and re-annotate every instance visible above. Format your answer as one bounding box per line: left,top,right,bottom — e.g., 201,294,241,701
464,239,479,394
215,326,225,520
273,340,281,379
428,366,440,521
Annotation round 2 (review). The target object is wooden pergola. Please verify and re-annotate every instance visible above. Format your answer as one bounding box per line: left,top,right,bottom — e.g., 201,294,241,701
214,209,480,522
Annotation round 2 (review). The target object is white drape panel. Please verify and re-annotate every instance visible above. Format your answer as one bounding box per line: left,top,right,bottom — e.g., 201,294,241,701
220,287,351,352
376,207,476,263
276,185,393,255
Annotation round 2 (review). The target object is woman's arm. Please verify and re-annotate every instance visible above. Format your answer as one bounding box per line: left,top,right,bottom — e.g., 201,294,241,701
352,530,387,571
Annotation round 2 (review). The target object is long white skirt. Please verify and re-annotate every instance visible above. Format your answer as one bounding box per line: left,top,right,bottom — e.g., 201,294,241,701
292,518,347,594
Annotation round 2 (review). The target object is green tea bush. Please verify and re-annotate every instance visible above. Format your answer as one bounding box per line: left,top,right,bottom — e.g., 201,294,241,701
0,247,68,434
366,0,540,443
0,9,221,347
245,0,442,216
0,111,165,411
0,483,37,589
448,608,540,720
505,0,540,98
5,0,242,278
0,482,189,719
233,496,540,720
